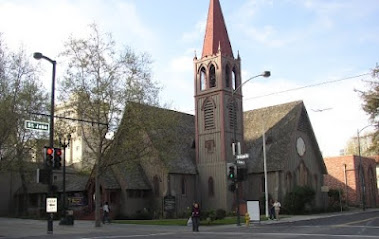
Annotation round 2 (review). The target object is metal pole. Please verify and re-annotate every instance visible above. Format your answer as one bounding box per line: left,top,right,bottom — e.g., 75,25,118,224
263,126,268,218
62,144,66,217
232,97,240,226
231,71,270,226
48,59,56,234
34,53,56,234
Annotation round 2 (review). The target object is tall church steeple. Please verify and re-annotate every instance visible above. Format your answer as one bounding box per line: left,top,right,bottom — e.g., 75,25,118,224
194,0,243,211
202,0,233,58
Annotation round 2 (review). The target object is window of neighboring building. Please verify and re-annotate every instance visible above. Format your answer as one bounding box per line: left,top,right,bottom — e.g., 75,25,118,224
200,67,206,91
208,177,215,197
204,99,215,130
209,65,216,88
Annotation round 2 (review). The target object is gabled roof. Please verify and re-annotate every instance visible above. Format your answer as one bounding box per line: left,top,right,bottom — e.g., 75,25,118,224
97,103,197,191
244,101,326,174
202,0,233,58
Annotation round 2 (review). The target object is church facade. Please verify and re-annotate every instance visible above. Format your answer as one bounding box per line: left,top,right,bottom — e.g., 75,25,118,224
3,0,330,218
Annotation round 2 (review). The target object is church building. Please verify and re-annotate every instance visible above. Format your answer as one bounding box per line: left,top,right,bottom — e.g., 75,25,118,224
2,0,329,218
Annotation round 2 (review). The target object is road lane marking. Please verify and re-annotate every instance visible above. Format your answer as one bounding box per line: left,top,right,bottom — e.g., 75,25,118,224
201,232,379,238
334,216,379,227
81,232,176,239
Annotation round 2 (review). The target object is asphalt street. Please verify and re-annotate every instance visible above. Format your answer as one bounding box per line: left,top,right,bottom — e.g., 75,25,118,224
0,209,378,239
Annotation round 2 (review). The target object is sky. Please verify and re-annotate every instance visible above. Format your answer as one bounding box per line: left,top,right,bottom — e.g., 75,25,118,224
0,0,378,157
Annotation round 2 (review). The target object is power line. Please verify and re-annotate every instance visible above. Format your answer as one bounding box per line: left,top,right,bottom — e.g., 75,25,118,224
244,72,370,101
180,72,370,114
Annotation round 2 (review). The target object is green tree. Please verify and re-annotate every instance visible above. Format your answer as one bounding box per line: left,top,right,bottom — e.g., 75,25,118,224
358,65,379,154
59,24,163,227
0,34,49,215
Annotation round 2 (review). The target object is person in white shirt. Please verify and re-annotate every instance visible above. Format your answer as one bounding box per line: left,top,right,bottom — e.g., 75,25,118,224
102,202,110,224
273,200,281,220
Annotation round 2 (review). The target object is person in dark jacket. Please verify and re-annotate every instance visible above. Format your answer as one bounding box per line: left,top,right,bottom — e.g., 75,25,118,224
191,202,200,232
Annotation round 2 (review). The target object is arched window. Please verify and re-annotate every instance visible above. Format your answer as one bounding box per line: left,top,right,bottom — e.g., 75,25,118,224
232,67,237,90
153,175,160,197
200,67,206,91
209,65,216,88
204,99,215,130
181,176,186,195
225,65,230,88
208,177,215,197
286,172,292,192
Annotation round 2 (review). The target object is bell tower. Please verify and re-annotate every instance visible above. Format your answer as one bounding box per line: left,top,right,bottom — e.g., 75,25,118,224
194,0,244,210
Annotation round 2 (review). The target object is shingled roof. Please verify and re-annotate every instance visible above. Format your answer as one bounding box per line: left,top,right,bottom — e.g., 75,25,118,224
243,100,326,174
97,103,197,191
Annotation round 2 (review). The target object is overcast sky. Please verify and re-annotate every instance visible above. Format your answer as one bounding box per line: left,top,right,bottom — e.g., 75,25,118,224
1,0,378,157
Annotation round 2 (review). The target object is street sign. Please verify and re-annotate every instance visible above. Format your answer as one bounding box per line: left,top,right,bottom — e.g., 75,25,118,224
46,198,57,213
25,120,49,132
236,160,246,166
236,153,249,160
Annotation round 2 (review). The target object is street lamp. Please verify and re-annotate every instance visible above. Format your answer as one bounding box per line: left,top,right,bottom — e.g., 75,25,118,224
357,124,376,211
59,134,71,225
231,71,270,225
33,52,56,234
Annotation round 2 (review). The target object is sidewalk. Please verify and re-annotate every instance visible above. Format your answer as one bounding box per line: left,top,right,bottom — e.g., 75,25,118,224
255,208,378,225
0,208,377,238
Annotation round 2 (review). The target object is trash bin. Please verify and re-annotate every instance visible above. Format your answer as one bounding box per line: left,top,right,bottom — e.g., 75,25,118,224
59,210,74,225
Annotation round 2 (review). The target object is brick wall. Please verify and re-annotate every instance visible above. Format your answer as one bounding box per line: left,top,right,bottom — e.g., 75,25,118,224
324,155,378,208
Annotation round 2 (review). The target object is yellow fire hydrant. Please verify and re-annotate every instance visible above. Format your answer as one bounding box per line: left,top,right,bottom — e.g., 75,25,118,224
245,212,250,226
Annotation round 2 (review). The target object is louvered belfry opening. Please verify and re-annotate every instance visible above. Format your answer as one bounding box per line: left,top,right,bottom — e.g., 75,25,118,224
204,100,215,130
229,100,237,129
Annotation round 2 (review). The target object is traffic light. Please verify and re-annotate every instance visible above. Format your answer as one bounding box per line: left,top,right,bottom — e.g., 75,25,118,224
237,167,248,182
227,163,236,181
229,182,236,192
44,147,54,167
53,148,62,169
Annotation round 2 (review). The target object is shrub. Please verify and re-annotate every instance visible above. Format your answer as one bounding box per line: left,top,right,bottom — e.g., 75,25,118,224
283,185,315,214
215,209,226,220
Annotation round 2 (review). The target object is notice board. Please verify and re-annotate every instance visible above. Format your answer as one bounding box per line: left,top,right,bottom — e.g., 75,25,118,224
247,200,260,221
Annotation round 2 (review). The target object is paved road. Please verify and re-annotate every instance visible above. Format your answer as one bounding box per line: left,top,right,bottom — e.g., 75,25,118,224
0,209,378,239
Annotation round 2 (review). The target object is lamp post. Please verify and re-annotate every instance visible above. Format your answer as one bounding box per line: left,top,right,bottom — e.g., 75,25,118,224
357,124,376,211
33,52,56,234
231,71,270,225
59,134,71,224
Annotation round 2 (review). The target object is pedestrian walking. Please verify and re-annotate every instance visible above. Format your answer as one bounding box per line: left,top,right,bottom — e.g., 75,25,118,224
191,202,200,232
269,199,275,220
273,199,281,220
102,202,111,224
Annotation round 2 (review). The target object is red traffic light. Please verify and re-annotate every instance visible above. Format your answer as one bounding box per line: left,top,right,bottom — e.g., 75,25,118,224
46,147,54,155
55,148,62,156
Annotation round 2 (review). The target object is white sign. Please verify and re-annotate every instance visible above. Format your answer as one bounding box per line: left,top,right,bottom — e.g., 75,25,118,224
236,153,249,160
46,198,57,213
247,200,260,221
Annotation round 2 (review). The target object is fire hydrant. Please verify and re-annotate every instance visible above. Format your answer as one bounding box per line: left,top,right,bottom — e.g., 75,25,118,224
245,212,250,226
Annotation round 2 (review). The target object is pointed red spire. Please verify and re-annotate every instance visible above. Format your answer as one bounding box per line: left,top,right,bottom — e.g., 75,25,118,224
202,0,233,58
